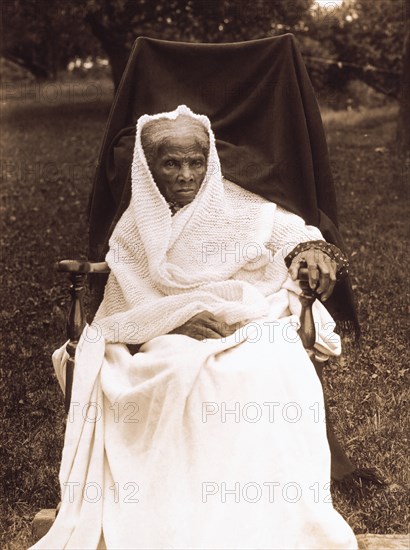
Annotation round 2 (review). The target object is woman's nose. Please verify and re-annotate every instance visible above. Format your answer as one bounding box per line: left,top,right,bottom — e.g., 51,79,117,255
178,164,194,181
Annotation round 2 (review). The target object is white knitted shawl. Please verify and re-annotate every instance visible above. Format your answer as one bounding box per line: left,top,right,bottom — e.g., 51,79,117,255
94,105,320,344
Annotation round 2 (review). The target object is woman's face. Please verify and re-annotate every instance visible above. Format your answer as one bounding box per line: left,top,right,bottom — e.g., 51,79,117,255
148,134,208,206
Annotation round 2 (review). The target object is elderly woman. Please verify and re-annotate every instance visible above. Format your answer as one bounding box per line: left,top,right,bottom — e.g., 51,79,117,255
33,106,357,550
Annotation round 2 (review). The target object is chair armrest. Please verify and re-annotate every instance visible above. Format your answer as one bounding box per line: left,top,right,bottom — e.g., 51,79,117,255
56,259,110,414
56,260,110,274
297,267,316,355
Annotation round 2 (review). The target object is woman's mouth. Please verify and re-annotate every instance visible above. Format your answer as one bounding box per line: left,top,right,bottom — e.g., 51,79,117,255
176,188,195,195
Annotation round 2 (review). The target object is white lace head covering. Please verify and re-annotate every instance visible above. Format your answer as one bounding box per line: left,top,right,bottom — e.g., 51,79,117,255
140,111,210,167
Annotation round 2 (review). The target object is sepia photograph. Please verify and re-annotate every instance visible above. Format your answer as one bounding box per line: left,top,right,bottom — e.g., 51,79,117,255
1,1,409,549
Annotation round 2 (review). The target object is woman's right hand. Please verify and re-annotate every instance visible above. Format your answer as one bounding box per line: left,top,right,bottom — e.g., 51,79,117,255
169,311,239,340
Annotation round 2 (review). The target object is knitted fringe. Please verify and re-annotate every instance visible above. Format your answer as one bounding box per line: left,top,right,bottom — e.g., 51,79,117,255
332,467,386,499
335,319,361,341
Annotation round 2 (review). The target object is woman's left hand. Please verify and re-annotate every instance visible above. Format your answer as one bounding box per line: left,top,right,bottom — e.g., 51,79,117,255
288,247,337,301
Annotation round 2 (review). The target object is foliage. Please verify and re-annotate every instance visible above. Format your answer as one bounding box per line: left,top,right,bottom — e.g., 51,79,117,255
307,0,407,99
2,0,313,87
2,0,407,106
1,0,102,79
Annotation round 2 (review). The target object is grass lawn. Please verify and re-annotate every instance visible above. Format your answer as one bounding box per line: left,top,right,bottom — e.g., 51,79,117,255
1,84,408,548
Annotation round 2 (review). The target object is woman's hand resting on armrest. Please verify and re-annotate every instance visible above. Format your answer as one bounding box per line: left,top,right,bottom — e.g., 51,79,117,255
285,241,349,302
288,248,337,301
169,311,241,341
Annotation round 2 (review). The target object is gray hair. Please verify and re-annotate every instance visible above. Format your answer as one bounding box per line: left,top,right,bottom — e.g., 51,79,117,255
141,114,210,164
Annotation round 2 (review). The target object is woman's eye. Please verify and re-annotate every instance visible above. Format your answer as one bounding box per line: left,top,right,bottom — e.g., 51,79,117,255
192,160,204,168
165,160,176,167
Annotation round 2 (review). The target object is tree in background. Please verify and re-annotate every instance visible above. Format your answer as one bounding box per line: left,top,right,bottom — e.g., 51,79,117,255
2,0,408,152
397,1,410,155
72,0,314,89
309,0,405,98
1,0,102,79
2,0,312,88
308,0,408,152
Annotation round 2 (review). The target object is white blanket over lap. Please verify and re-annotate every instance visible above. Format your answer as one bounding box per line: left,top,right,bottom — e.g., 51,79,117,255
31,293,357,550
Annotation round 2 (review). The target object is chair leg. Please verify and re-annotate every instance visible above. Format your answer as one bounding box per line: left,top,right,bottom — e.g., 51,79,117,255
312,360,356,480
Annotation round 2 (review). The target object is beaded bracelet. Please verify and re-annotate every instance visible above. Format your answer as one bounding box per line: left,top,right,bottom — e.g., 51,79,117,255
284,240,349,280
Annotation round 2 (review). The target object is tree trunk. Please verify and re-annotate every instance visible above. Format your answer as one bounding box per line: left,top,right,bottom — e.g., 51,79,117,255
107,48,129,91
397,18,410,154
84,12,130,92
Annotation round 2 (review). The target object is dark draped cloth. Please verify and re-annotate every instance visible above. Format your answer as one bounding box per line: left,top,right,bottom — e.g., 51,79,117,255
87,33,358,331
